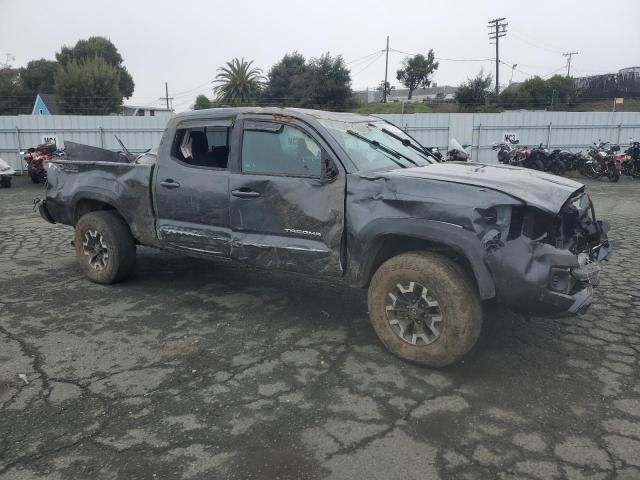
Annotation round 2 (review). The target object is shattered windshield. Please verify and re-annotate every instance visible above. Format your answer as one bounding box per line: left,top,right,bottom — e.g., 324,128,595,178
319,120,433,171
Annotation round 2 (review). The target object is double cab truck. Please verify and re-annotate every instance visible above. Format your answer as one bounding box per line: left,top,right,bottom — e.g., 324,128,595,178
37,108,610,367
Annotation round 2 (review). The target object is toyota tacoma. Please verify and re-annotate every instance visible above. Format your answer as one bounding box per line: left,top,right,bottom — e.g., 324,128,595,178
37,108,610,367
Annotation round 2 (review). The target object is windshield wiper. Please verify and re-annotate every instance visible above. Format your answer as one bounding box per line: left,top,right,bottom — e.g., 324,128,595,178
347,130,416,168
380,127,434,162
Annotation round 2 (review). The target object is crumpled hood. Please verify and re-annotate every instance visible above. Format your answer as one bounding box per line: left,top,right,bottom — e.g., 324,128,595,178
385,162,584,213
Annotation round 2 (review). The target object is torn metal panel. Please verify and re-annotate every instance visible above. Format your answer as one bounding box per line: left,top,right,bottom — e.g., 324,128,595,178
44,159,160,247
392,162,584,214
64,141,127,163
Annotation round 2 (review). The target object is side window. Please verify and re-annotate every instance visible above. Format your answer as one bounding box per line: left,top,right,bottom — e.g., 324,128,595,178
242,124,321,177
171,126,230,169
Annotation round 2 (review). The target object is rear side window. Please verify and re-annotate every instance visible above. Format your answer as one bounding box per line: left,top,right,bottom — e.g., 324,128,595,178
171,126,230,169
242,124,321,177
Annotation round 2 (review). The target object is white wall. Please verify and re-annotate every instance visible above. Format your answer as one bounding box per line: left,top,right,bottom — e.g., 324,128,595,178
1,111,639,170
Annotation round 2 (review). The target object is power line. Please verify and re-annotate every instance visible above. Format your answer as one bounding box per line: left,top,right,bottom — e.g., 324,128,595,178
346,50,385,65
488,17,508,95
389,48,492,62
352,51,384,76
509,30,562,55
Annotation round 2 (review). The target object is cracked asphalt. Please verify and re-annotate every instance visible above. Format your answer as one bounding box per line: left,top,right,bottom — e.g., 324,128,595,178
1,174,640,480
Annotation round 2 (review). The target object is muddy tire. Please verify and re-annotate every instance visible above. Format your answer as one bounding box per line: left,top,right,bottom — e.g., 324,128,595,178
367,252,482,368
75,211,136,284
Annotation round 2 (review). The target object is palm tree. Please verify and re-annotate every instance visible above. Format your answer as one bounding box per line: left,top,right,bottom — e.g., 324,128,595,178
213,58,264,106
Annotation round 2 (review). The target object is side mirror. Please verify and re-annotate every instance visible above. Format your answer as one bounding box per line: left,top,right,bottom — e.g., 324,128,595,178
322,157,339,181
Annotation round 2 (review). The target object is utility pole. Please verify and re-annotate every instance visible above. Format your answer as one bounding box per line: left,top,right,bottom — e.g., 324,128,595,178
160,82,174,111
488,17,508,96
383,36,389,103
563,51,578,77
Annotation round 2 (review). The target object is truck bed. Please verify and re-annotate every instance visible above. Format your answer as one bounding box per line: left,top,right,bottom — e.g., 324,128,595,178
45,158,160,247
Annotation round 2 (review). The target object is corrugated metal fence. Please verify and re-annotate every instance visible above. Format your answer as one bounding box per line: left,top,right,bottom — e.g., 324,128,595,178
1,111,640,170
0,115,167,171
380,111,640,162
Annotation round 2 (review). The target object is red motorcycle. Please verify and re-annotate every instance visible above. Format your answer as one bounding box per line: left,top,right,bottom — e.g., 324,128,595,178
21,143,58,184
581,141,622,182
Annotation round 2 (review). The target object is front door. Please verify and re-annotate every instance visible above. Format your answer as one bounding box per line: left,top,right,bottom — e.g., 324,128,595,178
229,117,345,276
154,118,233,256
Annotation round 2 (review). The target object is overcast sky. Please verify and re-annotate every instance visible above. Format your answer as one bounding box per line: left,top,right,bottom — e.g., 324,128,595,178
1,0,638,111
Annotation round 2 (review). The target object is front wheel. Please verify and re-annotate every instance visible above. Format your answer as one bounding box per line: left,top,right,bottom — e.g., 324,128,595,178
75,211,136,284
367,252,482,368
550,159,566,176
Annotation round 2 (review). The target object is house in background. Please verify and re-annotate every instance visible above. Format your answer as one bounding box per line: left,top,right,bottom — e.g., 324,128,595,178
31,93,59,115
121,105,174,117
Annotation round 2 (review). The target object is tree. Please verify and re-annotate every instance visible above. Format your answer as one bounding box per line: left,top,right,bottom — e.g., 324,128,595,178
263,52,306,105
0,67,32,114
455,70,493,109
297,52,352,110
213,58,264,106
56,36,134,98
193,94,212,110
396,50,439,100
262,52,352,109
19,59,58,94
54,57,122,114
500,75,576,109
376,80,394,99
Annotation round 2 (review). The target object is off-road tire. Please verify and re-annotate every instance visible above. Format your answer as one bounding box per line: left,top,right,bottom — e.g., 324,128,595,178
75,211,136,284
367,252,482,368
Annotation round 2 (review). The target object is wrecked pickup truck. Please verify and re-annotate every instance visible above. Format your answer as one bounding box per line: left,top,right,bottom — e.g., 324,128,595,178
37,108,610,367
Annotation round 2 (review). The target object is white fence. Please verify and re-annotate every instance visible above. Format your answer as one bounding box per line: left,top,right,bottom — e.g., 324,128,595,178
1,111,640,170
380,111,640,163
0,115,167,171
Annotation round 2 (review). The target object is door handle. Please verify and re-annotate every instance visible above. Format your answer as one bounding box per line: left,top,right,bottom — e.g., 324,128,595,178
160,179,180,189
231,188,261,198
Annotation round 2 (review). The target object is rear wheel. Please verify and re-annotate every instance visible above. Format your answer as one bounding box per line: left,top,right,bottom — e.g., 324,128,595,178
367,252,482,368
75,211,136,284
608,167,620,182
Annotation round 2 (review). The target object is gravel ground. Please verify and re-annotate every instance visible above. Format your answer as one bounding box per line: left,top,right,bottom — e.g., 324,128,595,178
1,173,639,480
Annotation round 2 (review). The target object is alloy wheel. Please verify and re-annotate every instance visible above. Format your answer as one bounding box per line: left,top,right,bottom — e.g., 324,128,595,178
385,281,444,346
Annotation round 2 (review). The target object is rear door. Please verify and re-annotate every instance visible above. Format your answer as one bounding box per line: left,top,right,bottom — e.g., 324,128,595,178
154,118,233,256
229,116,346,276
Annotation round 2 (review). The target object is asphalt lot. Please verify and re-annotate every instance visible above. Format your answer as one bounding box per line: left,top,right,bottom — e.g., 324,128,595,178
1,173,639,480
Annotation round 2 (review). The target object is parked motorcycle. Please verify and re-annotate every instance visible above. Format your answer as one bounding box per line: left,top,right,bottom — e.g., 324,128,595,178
622,138,640,178
581,141,621,182
549,148,583,171
0,157,16,188
426,146,443,162
529,143,566,176
21,143,63,184
447,139,470,161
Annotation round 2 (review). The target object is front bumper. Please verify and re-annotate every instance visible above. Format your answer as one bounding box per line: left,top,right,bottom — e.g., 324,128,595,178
35,198,56,224
486,235,609,317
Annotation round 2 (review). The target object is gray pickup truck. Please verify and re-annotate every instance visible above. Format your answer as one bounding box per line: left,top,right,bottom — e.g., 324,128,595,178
38,108,610,367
